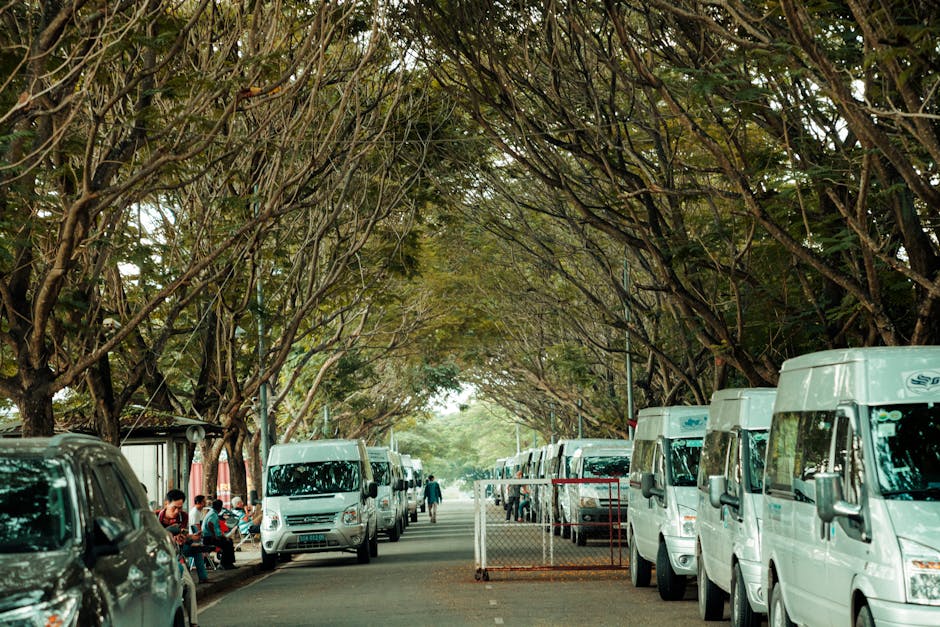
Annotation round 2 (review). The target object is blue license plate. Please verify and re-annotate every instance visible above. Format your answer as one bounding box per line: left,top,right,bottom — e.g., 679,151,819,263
299,533,325,543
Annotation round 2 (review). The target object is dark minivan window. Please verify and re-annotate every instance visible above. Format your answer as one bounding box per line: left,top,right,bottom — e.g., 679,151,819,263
267,461,360,497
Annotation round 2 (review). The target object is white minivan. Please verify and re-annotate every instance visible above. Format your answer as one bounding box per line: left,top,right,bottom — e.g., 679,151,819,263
367,446,404,542
629,405,708,601
567,443,634,546
696,387,776,626
260,439,379,569
552,437,631,538
762,347,940,627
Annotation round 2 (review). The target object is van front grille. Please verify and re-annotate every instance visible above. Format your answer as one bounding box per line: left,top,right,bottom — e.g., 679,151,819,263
286,512,336,526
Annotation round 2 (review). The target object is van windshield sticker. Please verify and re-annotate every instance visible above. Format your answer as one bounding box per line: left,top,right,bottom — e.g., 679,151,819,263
681,416,706,431
906,371,940,394
874,409,903,423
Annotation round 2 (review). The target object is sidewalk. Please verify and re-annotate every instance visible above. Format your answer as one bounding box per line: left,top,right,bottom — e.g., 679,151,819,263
195,540,264,602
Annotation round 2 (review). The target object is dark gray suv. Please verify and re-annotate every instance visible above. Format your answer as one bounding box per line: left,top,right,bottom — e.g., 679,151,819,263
0,434,185,626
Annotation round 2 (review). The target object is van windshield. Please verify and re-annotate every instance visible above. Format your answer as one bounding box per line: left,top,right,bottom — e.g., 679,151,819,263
745,431,769,493
583,456,631,478
0,457,74,553
870,403,940,500
370,461,391,486
666,438,703,487
266,461,360,497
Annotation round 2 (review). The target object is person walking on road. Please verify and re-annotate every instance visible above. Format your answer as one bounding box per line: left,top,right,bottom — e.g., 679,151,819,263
424,475,443,523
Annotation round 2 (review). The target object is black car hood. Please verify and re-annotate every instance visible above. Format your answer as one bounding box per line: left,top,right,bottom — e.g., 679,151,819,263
0,549,78,613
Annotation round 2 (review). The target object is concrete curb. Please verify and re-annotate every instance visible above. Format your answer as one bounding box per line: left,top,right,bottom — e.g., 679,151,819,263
195,551,264,603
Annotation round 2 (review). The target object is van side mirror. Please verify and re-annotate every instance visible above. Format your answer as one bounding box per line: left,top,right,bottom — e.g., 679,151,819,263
396,478,405,491
368,481,378,498
416,479,423,487
640,472,663,499
816,473,862,523
708,475,740,510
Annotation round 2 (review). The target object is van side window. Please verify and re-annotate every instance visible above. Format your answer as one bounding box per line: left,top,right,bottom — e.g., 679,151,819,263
766,412,799,496
728,433,741,498
833,415,862,506
793,411,837,502
699,430,731,491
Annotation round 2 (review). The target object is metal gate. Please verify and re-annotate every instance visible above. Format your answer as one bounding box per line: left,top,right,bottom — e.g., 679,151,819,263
473,478,628,580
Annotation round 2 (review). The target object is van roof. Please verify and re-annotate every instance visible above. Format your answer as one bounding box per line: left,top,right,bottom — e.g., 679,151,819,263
366,446,391,461
708,388,776,432
635,405,708,439
558,438,630,456
267,439,364,466
572,444,634,457
776,347,940,411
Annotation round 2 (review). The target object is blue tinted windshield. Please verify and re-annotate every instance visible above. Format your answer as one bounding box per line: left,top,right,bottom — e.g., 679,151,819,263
0,457,74,553
266,461,360,497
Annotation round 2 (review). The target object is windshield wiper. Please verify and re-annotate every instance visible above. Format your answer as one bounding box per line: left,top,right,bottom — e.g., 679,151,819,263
882,487,940,500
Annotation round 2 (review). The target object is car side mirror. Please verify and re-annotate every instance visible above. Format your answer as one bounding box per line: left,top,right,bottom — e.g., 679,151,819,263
87,516,129,565
416,479,423,487
816,472,862,523
396,479,405,491
368,481,378,498
641,472,663,499
410,479,415,488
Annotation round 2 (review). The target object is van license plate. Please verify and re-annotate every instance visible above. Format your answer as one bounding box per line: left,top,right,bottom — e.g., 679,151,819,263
299,533,325,542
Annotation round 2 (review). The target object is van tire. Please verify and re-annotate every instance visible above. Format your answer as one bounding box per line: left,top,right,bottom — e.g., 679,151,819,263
855,605,874,627
630,532,651,587
769,579,795,627
698,555,725,620
576,526,587,546
369,530,379,557
357,535,371,564
260,547,277,570
656,540,687,601
388,522,400,542
410,510,418,523
731,563,759,627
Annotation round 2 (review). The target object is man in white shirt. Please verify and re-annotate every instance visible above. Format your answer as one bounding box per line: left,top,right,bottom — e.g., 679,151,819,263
189,494,207,530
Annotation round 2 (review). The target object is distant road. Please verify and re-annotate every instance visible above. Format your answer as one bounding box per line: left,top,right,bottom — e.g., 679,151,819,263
199,496,708,626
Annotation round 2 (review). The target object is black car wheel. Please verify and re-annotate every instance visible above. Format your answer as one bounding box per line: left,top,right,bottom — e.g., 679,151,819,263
656,540,687,601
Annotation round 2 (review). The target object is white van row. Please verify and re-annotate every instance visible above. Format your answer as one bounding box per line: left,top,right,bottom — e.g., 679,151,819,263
628,346,940,627
258,439,426,569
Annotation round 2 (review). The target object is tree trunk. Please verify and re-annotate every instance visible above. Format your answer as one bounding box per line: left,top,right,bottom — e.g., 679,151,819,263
227,429,248,505
201,439,224,501
19,385,55,437
249,430,263,504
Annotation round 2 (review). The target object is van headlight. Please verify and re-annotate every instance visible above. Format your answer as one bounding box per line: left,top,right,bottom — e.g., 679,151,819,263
580,497,598,508
0,591,80,627
262,513,280,531
343,505,361,525
678,505,697,537
379,497,390,510
900,537,940,605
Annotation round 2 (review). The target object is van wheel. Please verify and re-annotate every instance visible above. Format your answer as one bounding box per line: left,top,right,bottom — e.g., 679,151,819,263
769,579,795,627
260,547,277,570
369,530,379,557
656,540,687,601
630,531,651,587
356,535,371,564
388,521,400,542
855,605,874,627
410,510,418,523
731,563,759,627
576,526,587,546
420,503,426,513
698,556,725,620
561,514,571,538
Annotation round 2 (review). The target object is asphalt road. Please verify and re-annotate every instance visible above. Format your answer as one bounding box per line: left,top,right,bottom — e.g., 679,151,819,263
198,496,718,626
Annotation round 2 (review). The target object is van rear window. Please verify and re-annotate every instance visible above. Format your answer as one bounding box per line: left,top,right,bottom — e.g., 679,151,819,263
267,461,360,496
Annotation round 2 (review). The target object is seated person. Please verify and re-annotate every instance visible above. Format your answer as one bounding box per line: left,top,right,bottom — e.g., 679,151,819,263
230,496,261,535
156,489,211,583
202,499,238,569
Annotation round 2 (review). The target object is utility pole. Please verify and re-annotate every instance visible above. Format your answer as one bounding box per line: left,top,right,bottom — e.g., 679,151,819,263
323,404,330,438
550,403,556,444
577,398,583,438
623,257,635,439
515,423,521,453
255,185,271,469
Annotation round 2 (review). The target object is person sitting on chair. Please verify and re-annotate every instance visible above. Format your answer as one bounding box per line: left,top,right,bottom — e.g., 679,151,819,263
230,496,261,535
202,499,238,569
156,489,211,583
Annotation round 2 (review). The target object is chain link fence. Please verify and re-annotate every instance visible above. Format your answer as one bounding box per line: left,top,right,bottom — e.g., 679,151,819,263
474,478,628,580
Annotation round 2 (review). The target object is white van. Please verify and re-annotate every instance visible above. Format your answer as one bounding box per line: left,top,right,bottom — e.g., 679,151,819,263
260,439,378,568
696,388,776,625
367,446,404,542
629,405,708,600
552,437,631,538
389,450,408,532
567,443,634,546
412,458,426,513
762,347,940,627
401,454,418,522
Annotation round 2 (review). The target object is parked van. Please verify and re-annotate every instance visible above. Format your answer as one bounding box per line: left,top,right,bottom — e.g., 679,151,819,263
260,439,379,569
412,458,426,513
629,405,708,600
367,446,404,542
389,450,408,532
762,347,940,627
567,443,634,546
696,388,776,625
552,437,631,537
401,454,418,522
